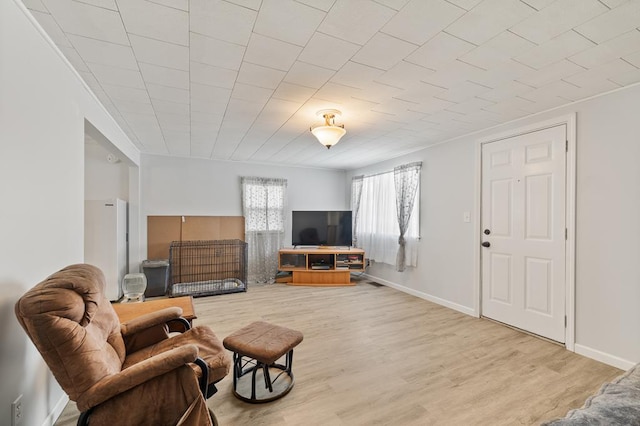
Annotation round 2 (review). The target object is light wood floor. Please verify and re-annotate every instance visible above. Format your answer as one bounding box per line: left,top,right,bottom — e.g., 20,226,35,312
55,279,621,425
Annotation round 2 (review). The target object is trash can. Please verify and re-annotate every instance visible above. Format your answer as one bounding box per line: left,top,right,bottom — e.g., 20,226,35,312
141,260,169,297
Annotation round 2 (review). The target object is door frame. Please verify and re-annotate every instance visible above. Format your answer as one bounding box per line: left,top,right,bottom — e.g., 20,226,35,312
473,113,577,350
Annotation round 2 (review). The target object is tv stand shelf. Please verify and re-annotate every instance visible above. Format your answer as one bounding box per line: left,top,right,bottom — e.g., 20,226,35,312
278,248,365,286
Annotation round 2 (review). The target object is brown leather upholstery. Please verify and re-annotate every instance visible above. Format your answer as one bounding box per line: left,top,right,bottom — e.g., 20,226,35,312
223,321,304,364
124,325,229,384
15,264,230,426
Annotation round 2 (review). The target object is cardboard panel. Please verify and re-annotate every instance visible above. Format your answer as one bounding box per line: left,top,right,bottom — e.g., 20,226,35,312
147,216,181,260
181,216,245,241
219,216,245,241
147,216,245,261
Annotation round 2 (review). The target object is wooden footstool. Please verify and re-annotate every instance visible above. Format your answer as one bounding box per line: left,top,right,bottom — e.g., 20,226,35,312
223,321,303,403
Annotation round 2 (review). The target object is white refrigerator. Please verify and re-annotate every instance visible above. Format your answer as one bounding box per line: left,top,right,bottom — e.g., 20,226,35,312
84,199,128,301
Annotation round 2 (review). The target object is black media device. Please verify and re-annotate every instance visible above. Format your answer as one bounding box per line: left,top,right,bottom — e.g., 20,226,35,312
292,210,352,247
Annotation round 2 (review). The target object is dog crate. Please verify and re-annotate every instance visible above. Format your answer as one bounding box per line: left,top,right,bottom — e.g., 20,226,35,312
168,239,248,297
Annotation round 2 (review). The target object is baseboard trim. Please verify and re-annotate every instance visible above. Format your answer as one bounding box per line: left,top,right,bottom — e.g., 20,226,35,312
574,344,636,371
360,275,636,371
362,274,477,317
42,394,69,426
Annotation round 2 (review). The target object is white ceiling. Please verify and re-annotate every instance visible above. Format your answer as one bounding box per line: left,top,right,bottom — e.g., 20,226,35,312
23,0,640,170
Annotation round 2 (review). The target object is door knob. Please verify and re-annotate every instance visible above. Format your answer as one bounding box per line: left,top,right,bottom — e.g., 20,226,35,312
481,241,491,248
484,229,491,235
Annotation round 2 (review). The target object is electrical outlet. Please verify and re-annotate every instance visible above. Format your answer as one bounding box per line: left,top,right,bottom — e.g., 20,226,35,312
12,394,23,426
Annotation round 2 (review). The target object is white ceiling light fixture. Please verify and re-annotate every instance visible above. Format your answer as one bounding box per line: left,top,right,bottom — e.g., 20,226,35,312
310,109,346,149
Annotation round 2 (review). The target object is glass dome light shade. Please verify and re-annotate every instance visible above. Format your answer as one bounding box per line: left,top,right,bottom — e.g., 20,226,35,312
311,125,346,149
311,109,346,149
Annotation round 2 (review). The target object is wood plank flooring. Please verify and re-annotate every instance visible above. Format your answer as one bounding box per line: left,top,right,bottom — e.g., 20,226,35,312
55,279,622,425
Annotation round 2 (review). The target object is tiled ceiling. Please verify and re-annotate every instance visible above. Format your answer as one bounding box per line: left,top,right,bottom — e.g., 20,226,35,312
22,0,640,170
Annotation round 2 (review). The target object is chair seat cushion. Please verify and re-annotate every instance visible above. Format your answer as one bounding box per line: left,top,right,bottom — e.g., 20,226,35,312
124,325,230,384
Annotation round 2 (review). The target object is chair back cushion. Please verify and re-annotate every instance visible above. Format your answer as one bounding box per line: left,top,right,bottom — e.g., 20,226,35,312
15,264,126,401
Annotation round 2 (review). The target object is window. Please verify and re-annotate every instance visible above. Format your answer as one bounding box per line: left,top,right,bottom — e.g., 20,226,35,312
241,177,287,282
352,165,420,269
242,177,286,232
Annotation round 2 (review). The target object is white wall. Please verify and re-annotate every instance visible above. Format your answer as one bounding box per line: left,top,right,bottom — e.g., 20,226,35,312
141,154,348,260
349,83,640,369
348,139,477,315
0,2,139,425
85,141,130,201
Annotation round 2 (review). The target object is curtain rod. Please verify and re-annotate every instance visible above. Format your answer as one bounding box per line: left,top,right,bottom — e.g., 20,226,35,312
355,170,393,179
353,161,422,180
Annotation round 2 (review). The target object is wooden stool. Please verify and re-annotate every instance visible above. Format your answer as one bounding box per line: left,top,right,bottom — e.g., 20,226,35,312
223,321,303,403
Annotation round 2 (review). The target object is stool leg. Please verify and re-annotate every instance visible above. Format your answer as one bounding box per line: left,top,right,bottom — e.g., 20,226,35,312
263,364,273,392
286,350,294,375
232,353,240,391
251,362,260,401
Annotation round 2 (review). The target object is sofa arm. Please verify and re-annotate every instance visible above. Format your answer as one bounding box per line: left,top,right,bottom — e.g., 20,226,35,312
120,307,183,336
76,344,199,412
122,307,192,352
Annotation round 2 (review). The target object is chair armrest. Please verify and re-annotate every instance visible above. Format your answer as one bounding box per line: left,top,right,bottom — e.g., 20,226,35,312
76,344,199,412
120,307,183,336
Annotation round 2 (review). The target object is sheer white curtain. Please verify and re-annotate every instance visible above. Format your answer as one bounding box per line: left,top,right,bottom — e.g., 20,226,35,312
241,177,287,283
354,171,419,268
394,162,422,271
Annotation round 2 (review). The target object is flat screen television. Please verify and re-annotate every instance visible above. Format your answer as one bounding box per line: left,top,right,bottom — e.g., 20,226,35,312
292,210,352,247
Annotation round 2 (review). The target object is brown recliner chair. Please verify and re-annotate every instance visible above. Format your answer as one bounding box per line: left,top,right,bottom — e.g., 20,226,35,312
15,264,230,426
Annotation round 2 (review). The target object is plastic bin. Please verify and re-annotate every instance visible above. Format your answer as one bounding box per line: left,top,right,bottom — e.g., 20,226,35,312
141,260,169,297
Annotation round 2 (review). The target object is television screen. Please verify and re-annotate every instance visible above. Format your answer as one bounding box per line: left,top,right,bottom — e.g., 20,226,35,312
292,211,352,247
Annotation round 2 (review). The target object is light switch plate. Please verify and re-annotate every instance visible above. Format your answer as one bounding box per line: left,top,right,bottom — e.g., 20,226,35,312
463,212,471,223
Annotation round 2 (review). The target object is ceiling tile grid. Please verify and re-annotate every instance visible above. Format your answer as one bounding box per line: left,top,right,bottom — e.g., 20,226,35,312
23,0,640,170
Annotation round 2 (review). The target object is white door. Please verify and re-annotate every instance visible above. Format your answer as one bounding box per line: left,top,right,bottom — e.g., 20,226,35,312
481,125,566,343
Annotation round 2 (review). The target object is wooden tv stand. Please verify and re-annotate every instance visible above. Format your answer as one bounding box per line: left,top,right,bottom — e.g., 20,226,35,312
278,247,365,286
